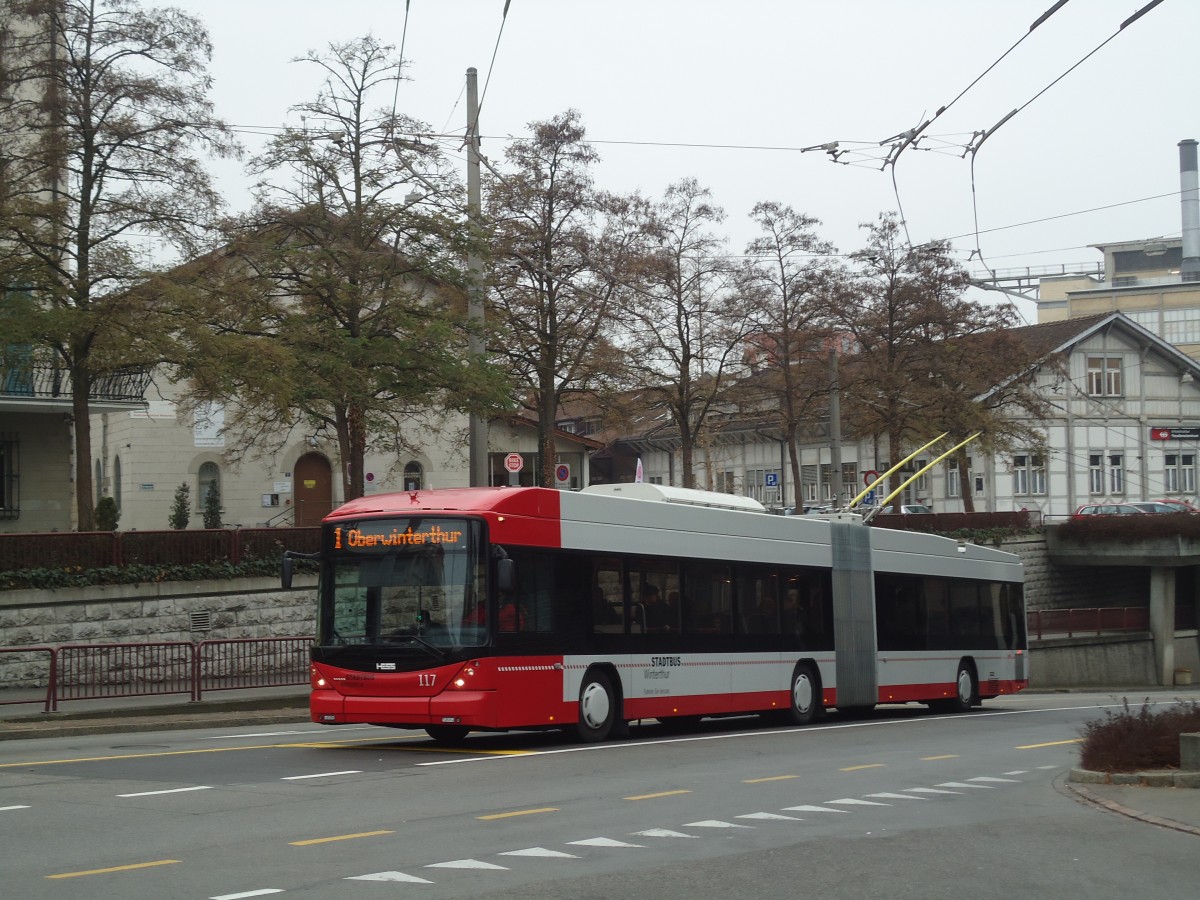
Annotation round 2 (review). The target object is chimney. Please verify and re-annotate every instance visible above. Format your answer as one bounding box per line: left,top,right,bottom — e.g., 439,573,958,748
1181,139,1200,281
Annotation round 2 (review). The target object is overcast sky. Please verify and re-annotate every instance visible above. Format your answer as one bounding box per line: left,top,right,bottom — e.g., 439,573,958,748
169,0,1197,319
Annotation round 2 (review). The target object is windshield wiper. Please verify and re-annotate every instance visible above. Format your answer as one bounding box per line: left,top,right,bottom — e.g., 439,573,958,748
386,633,447,661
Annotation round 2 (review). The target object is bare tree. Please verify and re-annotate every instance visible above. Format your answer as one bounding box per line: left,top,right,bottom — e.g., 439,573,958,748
741,201,840,500
617,178,751,489
834,212,1037,510
486,111,635,488
0,0,238,529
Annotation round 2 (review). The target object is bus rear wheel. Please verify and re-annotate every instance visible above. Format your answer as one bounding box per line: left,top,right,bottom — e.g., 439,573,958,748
424,725,470,744
575,670,617,742
785,663,821,725
932,661,977,713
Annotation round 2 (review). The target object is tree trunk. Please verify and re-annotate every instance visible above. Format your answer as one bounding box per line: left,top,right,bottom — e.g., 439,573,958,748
957,447,975,512
71,370,94,532
539,389,557,488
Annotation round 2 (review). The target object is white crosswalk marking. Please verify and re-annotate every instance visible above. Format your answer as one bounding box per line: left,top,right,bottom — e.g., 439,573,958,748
499,848,581,858
866,792,927,800
782,804,850,813
1003,771,1029,775
425,860,508,870
968,776,1020,783
567,838,645,848
936,781,994,789
347,872,434,883
634,828,701,838
827,798,891,806
736,812,804,820
905,787,962,794
684,820,754,828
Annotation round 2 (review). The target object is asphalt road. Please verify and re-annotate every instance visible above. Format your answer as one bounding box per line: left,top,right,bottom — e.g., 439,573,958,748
2,693,1197,899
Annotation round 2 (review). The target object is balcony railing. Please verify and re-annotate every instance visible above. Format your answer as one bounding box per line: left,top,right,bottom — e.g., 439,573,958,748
1,361,152,402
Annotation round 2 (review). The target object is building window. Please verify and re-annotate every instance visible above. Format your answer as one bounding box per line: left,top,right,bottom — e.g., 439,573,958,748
1012,453,1046,496
0,433,18,519
402,460,423,491
1086,357,1122,397
198,461,219,509
715,470,736,494
1109,453,1124,494
113,456,122,510
1165,452,1197,494
1090,451,1124,495
1164,309,1200,345
801,464,818,502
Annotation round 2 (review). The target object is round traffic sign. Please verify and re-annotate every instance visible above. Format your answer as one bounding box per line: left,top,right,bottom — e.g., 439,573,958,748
503,452,524,473
555,463,570,483
863,469,880,486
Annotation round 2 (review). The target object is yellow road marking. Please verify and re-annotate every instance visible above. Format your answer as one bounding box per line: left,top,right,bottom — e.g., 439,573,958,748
624,789,691,801
921,755,958,761
46,860,180,879
840,764,884,772
1016,738,1082,749
743,775,799,784
477,807,559,820
290,830,394,846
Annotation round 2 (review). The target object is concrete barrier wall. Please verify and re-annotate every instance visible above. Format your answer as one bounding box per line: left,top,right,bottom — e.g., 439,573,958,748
1028,634,1159,688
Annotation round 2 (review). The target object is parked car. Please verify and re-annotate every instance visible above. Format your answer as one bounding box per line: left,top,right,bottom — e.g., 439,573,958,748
1131,501,1189,514
1072,503,1145,517
1149,498,1199,512
879,503,933,514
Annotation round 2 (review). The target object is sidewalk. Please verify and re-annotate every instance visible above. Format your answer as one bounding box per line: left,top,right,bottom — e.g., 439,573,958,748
0,685,310,740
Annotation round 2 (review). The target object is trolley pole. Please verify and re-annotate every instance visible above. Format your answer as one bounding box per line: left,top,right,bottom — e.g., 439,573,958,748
466,67,489,486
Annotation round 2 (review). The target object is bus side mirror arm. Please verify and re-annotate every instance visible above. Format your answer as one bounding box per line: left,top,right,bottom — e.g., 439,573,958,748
281,550,319,589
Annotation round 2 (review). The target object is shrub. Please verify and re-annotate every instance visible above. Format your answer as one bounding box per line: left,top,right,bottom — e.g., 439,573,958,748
169,483,190,530
1078,698,1200,772
202,484,223,529
95,496,120,531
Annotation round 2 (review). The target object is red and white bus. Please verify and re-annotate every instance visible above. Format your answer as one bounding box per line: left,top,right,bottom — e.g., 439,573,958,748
288,482,1027,743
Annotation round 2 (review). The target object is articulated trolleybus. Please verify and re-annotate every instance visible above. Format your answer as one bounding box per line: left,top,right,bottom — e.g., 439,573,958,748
289,483,1027,743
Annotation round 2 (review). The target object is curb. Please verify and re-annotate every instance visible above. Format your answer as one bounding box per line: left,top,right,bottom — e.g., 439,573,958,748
0,708,311,741
1066,780,1200,837
1069,766,1200,789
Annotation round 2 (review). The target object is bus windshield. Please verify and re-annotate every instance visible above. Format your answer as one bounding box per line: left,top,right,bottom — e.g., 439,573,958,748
321,517,486,649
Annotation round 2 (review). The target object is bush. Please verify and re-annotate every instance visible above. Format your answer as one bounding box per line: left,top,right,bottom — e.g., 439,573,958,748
202,484,223,529
169,483,190,530
1078,698,1200,772
0,555,318,591
95,496,120,531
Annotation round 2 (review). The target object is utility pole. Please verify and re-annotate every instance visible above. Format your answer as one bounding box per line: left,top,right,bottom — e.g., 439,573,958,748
465,67,489,487
829,345,843,507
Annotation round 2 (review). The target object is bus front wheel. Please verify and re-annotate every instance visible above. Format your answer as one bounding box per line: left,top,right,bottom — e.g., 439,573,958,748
575,670,617,742
785,663,821,725
424,725,470,744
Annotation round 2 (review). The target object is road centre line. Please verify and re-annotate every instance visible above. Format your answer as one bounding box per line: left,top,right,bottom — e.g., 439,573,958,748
1016,738,1082,749
840,764,885,771
477,807,560,820
921,754,958,760
290,830,394,846
46,859,180,879
743,775,798,783
1,804,31,811
117,786,213,797
281,770,363,780
624,789,691,801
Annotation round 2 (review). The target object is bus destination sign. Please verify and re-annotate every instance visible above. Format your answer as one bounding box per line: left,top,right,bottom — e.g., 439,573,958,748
334,525,464,549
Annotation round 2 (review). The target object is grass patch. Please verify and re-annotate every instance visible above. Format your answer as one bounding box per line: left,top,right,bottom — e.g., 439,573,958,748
1078,698,1200,772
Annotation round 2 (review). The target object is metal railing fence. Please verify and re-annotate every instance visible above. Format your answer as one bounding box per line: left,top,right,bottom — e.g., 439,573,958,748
0,637,313,713
1027,607,1150,640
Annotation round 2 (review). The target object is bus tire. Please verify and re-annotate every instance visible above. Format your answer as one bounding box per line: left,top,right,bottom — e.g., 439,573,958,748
785,662,822,725
575,669,617,742
949,660,978,712
424,725,470,744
